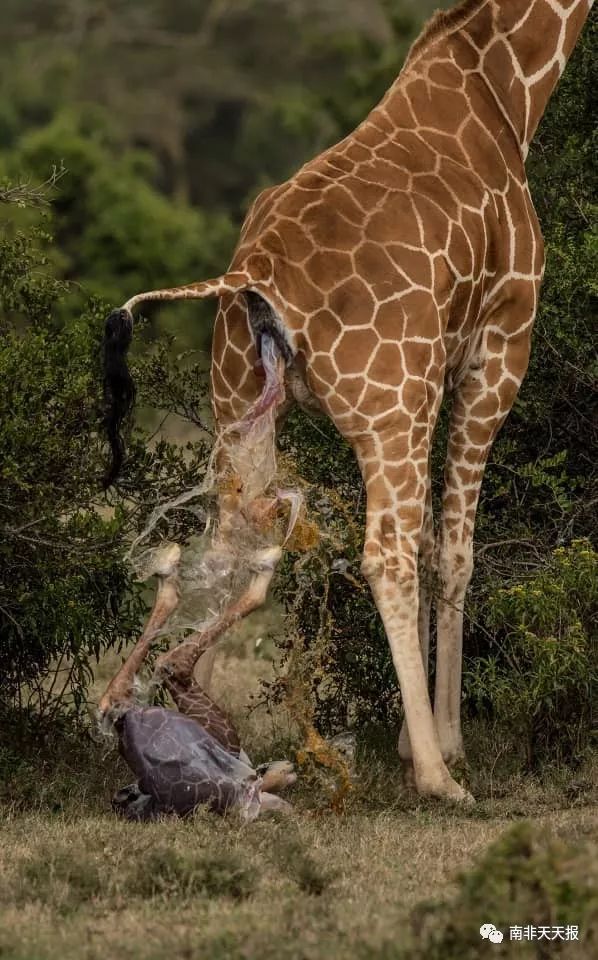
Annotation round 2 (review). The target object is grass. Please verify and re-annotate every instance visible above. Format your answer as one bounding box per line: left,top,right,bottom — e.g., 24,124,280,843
1,648,596,960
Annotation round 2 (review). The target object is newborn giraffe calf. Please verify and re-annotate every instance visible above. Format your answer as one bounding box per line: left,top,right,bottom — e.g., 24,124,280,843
99,333,298,820
100,543,297,821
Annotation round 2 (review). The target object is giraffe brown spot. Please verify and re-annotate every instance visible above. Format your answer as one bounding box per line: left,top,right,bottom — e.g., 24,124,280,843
365,194,420,246
298,170,335,193
386,460,418,495
336,375,366,408
375,139,416,170
464,1,495,48
411,82,469,136
364,475,392,507
402,377,427,415
308,354,339,389
349,178,390,212
360,159,411,192
402,290,440,338
443,493,461,514
325,391,353,418
497,375,522,411
398,504,422,534
325,154,356,175
374,301,407,341
334,328,380,375
305,250,353,291
428,59,463,88
447,35,479,71
412,194,449,254
367,111,393,139
328,276,376,327
355,124,389,149
393,130,437,174
272,259,322,314
470,392,500,418
422,128,468,166
393,245,434,287
380,511,396,545
272,218,314,262
382,431,410,463
335,409,372,437
497,0,533,31
439,153,486,210
368,341,404,386
565,0,590,50
354,242,401,296
464,446,485,465
382,89,417,130
404,340,433,378
362,383,400,418
302,201,363,251
459,208,486,275
460,114,509,192
447,223,473,278
466,419,493,446
324,184,367,226
307,309,343,353
456,466,477,485
509,0,562,78
346,142,373,165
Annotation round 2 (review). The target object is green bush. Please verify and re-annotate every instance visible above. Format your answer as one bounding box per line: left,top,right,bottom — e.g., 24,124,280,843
464,541,597,768
0,190,212,730
407,822,598,959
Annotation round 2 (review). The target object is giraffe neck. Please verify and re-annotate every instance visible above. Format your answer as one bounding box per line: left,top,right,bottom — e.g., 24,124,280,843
406,0,593,153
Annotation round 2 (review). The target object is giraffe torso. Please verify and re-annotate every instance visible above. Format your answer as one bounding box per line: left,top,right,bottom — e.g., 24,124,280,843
212,1,589,437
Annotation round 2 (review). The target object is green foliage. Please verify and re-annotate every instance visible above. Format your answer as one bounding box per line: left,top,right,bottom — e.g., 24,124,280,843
408,822,598,959
464,541,597,768
0,194,212,727
1,108,236,349
0,216,137,719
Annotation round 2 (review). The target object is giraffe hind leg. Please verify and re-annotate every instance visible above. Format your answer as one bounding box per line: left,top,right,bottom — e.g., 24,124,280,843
161,668,242,757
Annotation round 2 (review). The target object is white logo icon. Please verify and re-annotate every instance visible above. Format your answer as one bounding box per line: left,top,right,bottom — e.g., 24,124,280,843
480,923,504,944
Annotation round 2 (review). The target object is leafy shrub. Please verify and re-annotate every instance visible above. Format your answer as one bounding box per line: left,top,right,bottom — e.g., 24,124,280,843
407,822,598,959
0,191,212,730
463,541,597,768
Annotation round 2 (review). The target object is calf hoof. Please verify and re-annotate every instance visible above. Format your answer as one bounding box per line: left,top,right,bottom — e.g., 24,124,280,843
259,792,294,816
257,760,297,793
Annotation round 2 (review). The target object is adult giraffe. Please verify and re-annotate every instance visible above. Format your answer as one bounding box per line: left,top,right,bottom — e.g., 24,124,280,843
103,0,593,803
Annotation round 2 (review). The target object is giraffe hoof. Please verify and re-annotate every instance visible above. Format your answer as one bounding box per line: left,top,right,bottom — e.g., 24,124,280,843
420,777,475,805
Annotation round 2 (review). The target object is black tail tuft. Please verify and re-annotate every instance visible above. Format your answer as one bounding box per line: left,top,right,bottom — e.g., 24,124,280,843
102,308,136,489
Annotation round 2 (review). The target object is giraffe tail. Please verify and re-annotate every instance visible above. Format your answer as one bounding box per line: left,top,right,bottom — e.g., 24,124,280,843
102,271,254,489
